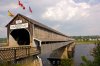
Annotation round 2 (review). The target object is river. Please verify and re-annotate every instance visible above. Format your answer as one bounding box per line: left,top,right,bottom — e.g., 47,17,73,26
74,44,95,66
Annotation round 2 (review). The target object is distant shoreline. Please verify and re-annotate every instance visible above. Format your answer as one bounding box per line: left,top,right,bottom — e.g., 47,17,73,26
75,41,96,44
0,43,7,47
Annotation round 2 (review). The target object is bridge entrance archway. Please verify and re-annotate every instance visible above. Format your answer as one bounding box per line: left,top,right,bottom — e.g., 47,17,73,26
10,29,30,45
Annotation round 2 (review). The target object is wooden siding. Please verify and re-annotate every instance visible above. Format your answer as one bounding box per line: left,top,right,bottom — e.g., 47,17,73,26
33,25,68,42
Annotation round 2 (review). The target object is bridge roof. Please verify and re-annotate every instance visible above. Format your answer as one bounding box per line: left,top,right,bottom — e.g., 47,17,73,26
6,13,68,37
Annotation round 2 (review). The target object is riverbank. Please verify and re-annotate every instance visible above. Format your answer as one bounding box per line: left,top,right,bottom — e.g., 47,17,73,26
0,43,7,47
75,41,96,44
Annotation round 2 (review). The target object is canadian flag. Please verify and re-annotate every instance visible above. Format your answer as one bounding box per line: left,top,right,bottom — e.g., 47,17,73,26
29,6,32,13
18,0,25,10
18,0,23,7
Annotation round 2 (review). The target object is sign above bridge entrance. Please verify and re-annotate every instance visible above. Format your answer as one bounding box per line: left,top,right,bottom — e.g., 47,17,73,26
16,20,22,24
10,23,28,29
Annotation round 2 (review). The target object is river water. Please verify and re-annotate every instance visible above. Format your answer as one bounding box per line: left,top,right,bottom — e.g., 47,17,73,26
41,44,95,66
74,44,95,66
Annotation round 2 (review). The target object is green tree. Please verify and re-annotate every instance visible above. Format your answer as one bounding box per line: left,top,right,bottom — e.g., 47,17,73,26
92,41,100,66
80,56,94,66
59,58,72,66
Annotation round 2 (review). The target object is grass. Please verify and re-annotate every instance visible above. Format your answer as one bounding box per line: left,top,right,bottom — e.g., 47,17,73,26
0,43,7,47
75,41,96,44
0,38,7,43
0,63,21,66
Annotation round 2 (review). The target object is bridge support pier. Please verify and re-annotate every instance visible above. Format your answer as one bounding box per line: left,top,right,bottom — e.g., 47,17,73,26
48,42,75,66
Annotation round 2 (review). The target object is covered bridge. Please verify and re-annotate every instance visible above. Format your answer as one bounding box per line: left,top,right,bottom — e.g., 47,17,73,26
6,13,71,47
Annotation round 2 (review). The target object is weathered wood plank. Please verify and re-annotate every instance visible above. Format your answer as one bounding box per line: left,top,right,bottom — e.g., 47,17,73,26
0,46,39,62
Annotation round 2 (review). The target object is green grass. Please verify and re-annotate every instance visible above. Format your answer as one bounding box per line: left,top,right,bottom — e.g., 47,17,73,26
0,38,7,43
0,63,21,66
75,41,96,44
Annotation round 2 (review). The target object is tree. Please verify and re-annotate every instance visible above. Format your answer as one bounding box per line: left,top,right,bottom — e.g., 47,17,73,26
81,56,94,66
59,58,72,66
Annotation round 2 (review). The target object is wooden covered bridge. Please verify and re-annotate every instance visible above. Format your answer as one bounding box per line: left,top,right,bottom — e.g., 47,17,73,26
0,14,75,66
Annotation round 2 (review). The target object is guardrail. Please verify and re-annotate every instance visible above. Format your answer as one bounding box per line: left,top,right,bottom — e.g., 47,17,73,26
0,46,39,63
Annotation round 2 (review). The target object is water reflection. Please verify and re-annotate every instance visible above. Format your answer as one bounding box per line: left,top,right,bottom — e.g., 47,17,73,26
74,44,95,66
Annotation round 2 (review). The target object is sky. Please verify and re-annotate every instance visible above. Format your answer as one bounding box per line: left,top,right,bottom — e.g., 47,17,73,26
0,0,100,38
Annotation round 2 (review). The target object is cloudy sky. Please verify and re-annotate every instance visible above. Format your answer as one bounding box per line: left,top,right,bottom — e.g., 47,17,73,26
0,0,100,37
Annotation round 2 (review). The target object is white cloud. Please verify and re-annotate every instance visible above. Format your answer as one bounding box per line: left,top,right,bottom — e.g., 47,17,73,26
78,3,90,9
0,27,7,38
80,12,89,17
42,0,90,21
0,3,19,11
52,24,61,30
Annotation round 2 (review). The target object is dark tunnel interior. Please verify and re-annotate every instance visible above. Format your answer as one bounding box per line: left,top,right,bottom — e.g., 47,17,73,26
10,29,30,45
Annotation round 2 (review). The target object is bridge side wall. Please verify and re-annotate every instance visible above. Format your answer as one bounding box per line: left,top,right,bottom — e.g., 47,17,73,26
33,25,68,41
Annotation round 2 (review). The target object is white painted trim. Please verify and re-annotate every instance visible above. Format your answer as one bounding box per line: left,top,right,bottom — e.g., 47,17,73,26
10,23,28,29
33,38,41,46
37,56,43,66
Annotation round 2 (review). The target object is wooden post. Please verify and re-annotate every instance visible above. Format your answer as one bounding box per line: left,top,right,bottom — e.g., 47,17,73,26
14,49,17,63
26,48,28,56
28,47,30,56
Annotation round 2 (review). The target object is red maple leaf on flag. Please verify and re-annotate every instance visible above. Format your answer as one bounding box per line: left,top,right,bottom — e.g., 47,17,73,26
18,0,22,6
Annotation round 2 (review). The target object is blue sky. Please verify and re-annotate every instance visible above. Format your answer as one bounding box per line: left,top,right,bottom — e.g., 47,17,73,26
0,0,100,37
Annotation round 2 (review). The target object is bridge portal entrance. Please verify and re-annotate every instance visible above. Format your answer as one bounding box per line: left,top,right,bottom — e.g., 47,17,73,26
10,29,30,45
